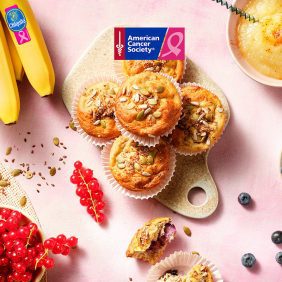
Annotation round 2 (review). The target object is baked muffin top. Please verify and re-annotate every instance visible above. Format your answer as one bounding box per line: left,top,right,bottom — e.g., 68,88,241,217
122,60,185,82
189,264,214,282
115,72,182,138
158,272,188,282
110,136,171,191
169,85,227,154
77,81,120,139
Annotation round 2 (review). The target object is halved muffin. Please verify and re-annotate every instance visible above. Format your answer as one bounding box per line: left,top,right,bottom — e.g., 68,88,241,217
126,217,176,264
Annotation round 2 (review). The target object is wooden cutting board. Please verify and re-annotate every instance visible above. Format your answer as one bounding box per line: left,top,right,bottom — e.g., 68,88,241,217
62,27,230,219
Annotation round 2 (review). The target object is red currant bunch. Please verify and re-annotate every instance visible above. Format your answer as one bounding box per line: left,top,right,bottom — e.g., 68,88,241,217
0,208,78,281
70,161,106,223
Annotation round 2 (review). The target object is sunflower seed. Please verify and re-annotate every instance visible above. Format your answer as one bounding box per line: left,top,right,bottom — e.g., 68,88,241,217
119,97,127,102
217,107,223,113
11,169,22,177
145,67,154,71
183,226,192,237
138,104,148,109
53,137,60,146
93,120,101,125
190,101,199,106
5,147,12,155
132,84,140,90
142,172,151,177
134,163,141,171
136,111,145,121
156,86,165,93
133,93,140,102
144,108,152,116
20,196,27,207
153,111,162,118
117,163,126,169
0,180,9,187
148,98,157,105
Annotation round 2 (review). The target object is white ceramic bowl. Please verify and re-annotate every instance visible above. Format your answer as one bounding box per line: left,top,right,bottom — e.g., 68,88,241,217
227,0,282,87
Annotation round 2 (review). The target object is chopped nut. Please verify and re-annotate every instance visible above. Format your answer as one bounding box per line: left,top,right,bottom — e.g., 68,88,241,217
148,98,157,105
127,103,135,110
132,84,140,90
93,120,101,125
138,104,148,109
141,172,151,177
134,163,141,171
140,89,150,96
117,163,126,169
153,111,162,118
190,101,199,106
133,93,140,102
119,97,127,102
139,156,147,164
217,107,224,113
147,155,154,164
144,108,151,116
49,167,56,176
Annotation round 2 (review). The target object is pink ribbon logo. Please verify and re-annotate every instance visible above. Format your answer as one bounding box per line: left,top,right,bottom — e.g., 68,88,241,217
161,32,183,57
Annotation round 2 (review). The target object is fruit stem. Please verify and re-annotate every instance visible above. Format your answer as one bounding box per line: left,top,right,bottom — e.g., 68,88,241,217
78,170,98,220
35,249,48,270
25,226,35,248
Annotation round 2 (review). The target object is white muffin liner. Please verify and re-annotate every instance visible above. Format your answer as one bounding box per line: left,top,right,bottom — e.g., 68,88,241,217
147,251,223,282
114,73,183,147
101,141,176,200
169,82,228,156
113,58,187,83
71,75,122,147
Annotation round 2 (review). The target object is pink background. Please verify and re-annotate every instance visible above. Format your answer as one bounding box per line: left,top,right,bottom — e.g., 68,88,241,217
0,0,282,281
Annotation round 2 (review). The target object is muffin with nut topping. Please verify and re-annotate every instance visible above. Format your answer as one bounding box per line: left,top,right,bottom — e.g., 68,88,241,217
169,84,227,154
115,72,182,142
188,264,214,282
77,81,120,139
122,60,185,82
109,136,171,192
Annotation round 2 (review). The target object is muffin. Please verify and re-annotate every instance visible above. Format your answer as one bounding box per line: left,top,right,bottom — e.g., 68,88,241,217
122,60,185,82
188,264,214,282
77,81,120,139
158,271,188,282
109,136,171,192
115,72,182,141
169,84,227,154
126,217,176,265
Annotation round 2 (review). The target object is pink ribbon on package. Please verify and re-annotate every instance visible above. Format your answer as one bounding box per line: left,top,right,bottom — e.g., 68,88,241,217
159,28,185,60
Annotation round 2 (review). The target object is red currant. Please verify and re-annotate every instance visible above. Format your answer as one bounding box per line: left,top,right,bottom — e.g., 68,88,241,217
74,161,82,169
0,221,6,233
95,213,105,223
73,169,81,176
86,206,95,216
6,217,19,231
52,243,63,254
61,245,70,256
70,174,80,184
93,190,103,201
44,238,56,250
13,262,26,274
80,197,89,206
10,211,21,220
21,272,32,282
83,169,93,179
95,201,105,210
0,257,9,266
0,245,4,256
14,245,27,258
17,226,29,239
35,243,44,253
4,241,14,251
0,208,11,219
44,257,55,269
56,234,67,244
88,180,100,191
27,223,38,234
67,236,78,248
76,187,88,198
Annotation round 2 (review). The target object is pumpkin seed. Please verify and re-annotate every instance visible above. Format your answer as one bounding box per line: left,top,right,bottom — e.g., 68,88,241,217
69,120,77,131
136,110,145,121
11,169,22,177
101,120,107,129
93,120,101,125
53,137,60,146
127,103,135,110
141,172,151,177
0,180,9,187
139,156,147,164
20,196,27,207
6,147,12,155
149,150,158,159
183,226,192,237
119,97,127,102
134,163,141,171
156,86,165,93
148,98,157,105
191,251,200,256
153,111,162,118
132,84,140,90
49,167,56,176
117,163,126,169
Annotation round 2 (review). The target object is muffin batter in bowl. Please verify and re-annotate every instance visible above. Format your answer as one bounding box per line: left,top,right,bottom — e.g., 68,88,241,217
237,0,282,80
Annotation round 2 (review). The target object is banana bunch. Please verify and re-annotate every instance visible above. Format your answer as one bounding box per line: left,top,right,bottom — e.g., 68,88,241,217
0,0,55,125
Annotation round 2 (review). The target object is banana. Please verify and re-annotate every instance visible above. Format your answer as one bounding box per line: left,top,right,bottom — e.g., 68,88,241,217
0,20,20,124
0,0,55,96
2,18,24,81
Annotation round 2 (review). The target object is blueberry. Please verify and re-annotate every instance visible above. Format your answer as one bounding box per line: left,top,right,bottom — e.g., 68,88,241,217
238,192,251,205
275,252,282,264
271,231,282,244
241,253,256,268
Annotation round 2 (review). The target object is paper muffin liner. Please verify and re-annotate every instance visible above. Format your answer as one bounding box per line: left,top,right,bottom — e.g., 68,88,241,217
101,141,176,200
147,251,223,282
113,57,187,83
169,82,229,156
114,73,183,147
71,74,122,147
0,162,47,282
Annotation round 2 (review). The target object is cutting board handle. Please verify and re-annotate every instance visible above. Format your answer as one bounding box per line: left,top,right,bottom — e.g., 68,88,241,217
155,154,218,219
